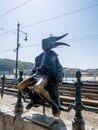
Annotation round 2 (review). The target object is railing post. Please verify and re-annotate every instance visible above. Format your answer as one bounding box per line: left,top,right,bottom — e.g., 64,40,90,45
72,71,85,130
14,71,23,115
1,74,5,98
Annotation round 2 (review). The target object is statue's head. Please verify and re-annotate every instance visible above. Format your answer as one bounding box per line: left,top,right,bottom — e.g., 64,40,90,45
19,71,23,76
42,33,70,51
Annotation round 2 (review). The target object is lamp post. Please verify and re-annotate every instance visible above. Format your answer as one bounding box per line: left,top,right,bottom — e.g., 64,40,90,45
15,22,28,78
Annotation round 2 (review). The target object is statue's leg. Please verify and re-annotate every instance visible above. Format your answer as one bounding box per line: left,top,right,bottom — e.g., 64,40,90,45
47,84,61,109
34,76,60,117
18,76,35,91
24,87,38,109
18,76,36,110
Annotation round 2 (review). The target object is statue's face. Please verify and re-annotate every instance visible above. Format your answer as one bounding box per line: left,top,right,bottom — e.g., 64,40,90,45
42,44,49,51
42,42,50,51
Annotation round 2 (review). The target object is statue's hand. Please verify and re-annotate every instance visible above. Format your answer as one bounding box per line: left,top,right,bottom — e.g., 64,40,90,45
57,81,62,87
37,67,47,75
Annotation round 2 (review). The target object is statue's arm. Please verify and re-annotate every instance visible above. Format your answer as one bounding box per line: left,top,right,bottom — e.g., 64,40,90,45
56,57,64,83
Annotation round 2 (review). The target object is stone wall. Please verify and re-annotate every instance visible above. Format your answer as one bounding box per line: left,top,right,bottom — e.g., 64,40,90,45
0,112,47,130
0,109,67,130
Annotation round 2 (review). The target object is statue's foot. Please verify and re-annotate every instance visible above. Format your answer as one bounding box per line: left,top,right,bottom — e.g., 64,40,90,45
26,99,35,110
51,103,60,117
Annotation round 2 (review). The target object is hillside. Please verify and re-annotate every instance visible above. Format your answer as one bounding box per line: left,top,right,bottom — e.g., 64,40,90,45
0,58,33,75
0,58,98,77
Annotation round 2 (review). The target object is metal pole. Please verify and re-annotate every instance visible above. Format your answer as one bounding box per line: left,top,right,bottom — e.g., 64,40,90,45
14,71,24,115
1,74,5,98
15,22,20,79
72,71,85,130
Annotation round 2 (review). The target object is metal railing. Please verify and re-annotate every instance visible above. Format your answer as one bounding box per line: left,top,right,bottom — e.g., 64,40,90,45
0,71,98,130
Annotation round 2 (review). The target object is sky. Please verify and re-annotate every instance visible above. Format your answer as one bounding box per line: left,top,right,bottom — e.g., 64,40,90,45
0,0,98,70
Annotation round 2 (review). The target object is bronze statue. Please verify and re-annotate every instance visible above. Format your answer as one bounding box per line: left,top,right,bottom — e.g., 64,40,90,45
18,33,70,117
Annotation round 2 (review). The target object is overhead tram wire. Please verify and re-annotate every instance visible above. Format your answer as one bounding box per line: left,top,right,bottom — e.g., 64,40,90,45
0,49,14,53
0,44,39,54
0,2,97,19
0,34,98,54
67,34,98,42
21,3,98,29
0,3,98,37
0,0,32,18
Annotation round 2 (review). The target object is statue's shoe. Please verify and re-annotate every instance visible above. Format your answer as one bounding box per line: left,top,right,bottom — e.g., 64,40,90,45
26,99,35,110
51,102,60,117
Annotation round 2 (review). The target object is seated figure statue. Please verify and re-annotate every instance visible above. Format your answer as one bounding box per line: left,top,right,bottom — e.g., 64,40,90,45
18,33,70,117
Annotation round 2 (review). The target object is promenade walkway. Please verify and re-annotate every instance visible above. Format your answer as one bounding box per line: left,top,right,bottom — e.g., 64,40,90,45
0,94,98,130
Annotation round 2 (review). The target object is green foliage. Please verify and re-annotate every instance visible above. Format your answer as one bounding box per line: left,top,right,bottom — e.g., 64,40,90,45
0,58,33,75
